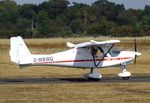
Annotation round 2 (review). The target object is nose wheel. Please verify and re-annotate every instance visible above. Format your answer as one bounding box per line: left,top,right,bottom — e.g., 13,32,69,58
118,64,131,80
122,76,130,80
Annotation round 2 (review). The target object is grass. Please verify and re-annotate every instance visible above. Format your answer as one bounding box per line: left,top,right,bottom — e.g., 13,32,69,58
0,37,150,103
0,83,150,103
0,37,150,78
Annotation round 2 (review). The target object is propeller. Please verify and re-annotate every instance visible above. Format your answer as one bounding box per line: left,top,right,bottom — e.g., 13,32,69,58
134,36,137,64
133,35,141,64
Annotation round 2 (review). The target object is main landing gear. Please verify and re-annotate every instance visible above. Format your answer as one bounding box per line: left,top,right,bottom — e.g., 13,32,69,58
84,47,104,81
84,68,102,81
118,64,131,80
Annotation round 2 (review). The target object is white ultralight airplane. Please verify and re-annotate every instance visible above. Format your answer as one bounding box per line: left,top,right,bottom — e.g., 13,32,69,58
9,36,141,80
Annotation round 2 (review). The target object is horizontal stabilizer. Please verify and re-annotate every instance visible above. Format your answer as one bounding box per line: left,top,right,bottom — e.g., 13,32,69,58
67,42,75,48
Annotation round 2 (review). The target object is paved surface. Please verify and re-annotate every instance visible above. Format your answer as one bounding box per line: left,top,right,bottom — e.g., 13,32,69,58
0,76,149,84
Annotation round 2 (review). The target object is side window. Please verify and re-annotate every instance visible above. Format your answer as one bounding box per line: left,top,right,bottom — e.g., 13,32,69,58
91,47,103,58
96,49,103,57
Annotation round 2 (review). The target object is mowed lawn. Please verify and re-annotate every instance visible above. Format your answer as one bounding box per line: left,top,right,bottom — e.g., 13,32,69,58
0,83,150,103
0,37,150,103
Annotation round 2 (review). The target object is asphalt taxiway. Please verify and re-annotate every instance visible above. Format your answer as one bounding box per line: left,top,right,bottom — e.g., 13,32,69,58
0,76,149,84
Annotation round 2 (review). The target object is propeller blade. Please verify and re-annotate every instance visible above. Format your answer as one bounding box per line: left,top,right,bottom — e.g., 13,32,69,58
134,36,137,52
134,55,137,64
134,36,137,64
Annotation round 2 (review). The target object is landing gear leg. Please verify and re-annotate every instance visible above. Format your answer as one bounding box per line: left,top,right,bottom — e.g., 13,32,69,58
84,68,102,81
118,64,131,80
90,68,93,73
84,46,105,81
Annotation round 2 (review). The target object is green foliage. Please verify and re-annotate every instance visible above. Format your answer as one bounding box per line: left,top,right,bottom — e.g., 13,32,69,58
14,18,32,38
20,4,37,19
38,0,69,19
87,18,112,36
0,0,149,38
70,19,84,34
37,11,51,37
0,0,19,23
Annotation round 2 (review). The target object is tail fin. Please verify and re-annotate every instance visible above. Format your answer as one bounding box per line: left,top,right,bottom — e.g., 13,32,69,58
9,36,31,64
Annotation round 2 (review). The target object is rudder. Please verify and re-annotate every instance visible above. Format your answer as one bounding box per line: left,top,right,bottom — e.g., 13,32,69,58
9,36,31,64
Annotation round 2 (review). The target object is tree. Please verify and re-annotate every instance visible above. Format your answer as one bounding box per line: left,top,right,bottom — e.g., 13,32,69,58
70,19,84,35
37,11,50,37
87,18,113,36
134,5,150,36
38,0,69,19
0,0,149,38
117,9,141,25
92,0,124,21
137,15,150,36
14,18,32,38
20,4,37,20
0,0,19,23
0,0,19,38
116,25,133,37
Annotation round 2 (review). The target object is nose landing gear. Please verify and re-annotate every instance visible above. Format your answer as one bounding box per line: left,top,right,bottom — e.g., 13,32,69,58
118,64,131,80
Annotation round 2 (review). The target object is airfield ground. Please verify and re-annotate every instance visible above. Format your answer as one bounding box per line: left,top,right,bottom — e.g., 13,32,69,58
0,37,150,103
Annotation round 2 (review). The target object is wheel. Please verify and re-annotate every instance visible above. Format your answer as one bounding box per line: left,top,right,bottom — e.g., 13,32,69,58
84,72,102,81
122,76,130,80
87,77,100,81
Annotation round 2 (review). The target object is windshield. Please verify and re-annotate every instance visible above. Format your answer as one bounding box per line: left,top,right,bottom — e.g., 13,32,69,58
109,47,120,57
109,51,120,57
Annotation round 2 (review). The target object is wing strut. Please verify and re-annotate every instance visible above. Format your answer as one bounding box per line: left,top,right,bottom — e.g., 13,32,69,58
91,44,115,68
91,47,97,68
85,44,114,80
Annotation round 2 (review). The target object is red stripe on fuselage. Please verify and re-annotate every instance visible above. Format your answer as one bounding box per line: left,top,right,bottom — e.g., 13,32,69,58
32,57,132,64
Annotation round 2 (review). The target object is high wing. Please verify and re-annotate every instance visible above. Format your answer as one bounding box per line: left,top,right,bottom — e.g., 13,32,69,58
67,40,120,48
67,40,120,70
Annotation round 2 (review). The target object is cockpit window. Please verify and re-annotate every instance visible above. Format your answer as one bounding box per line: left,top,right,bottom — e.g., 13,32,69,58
91,47,104,58
109,51,120,57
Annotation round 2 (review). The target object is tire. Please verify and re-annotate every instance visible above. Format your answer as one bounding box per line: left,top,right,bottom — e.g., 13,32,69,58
122,77,130,80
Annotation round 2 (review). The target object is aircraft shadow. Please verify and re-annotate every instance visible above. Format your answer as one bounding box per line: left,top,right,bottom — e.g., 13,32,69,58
0,76,149,84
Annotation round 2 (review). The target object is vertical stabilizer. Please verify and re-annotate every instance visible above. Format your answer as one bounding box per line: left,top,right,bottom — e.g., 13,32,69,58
9,36,31,64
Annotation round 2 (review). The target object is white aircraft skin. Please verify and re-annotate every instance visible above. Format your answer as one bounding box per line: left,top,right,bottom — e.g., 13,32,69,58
30,50,133,68
9,36,141,80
